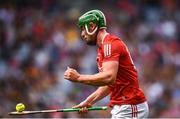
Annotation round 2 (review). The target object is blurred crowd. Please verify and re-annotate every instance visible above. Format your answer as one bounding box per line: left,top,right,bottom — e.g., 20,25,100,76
0,0,180,118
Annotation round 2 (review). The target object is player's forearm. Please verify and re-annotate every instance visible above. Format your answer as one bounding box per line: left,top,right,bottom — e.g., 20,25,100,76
85,86,109,105
78,72,115,86
91,86,110,104
84,91,98,105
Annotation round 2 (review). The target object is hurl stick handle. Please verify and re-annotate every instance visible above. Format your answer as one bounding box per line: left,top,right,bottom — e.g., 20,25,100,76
58,106,108,112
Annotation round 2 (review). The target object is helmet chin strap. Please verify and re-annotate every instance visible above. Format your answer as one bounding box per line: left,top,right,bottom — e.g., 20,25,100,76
85,24,98,35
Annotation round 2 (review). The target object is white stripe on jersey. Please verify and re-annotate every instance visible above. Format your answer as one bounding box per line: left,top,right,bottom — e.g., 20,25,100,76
109,44,111,56
106,44,109,56
104,44,111,57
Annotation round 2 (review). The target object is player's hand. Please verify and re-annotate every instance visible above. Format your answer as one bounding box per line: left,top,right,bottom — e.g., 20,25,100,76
64,67,80,82
72,101,92,113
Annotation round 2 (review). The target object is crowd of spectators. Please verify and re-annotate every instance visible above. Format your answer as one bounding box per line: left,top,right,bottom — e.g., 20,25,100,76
0,0,179,118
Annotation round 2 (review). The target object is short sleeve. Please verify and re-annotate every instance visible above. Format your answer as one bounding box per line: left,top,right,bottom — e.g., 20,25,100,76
102,40,123,62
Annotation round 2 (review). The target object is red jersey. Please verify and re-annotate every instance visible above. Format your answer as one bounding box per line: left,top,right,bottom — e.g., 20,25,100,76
97,34,146,107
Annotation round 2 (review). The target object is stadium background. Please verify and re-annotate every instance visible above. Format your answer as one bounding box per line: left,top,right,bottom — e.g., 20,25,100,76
0,0,179,118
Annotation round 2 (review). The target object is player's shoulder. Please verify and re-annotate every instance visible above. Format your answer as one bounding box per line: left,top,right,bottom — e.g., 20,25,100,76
104,34,124,46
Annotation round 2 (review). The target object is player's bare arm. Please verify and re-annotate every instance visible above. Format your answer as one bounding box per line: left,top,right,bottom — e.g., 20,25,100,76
73,86,109,108
72,86,109,112
64,61,119,86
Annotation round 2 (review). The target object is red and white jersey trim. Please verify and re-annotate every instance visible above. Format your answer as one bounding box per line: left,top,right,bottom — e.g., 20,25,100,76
104,44,111,57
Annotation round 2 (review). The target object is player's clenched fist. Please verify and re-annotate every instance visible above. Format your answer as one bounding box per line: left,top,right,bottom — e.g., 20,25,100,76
64,67,80,82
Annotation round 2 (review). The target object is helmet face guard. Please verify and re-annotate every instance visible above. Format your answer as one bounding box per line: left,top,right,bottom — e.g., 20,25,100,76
78,10,107,35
